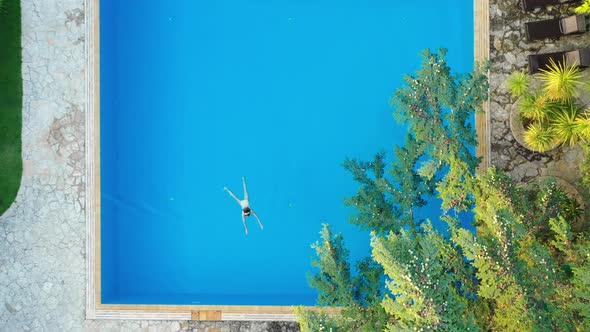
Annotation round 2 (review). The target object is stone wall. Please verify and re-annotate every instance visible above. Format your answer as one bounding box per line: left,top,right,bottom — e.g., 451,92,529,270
489,0,587,184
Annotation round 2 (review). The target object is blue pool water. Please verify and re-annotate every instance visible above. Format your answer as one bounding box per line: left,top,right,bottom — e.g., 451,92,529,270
100,0,474,305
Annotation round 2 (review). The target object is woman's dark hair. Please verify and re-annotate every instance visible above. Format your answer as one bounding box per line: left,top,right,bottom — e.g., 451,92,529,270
243,207,251,216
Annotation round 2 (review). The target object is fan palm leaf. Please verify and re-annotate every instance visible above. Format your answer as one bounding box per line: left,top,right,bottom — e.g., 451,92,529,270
575,0,590,14
524,122,557,152
573,111,590,141
518,93,555,121
538,58,583,101
549,102,583,146
506,71,530,98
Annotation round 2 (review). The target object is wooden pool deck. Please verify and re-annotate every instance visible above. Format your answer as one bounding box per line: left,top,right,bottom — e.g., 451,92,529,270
475,0,491,174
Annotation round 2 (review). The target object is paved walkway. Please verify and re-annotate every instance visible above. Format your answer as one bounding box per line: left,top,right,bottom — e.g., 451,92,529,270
0,0,88,330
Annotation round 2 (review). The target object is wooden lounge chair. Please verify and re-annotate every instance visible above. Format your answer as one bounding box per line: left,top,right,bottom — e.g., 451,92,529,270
521,0,581,11
528,49,590,73
525,15,588,41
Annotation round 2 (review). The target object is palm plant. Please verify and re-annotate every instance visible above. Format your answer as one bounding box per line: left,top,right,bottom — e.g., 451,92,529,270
574,112,590,141
506,71,530,98
538,58,583,101
519,93,555,121
506,57,590,152
523,122,557,152
550,102,584,146
575,0,590,14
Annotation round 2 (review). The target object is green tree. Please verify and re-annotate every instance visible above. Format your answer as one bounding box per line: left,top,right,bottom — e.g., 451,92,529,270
298,224,390,331
297,49,589,331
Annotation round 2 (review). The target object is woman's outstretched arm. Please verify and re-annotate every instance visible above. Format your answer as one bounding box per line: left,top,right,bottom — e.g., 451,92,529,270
224,187,242,205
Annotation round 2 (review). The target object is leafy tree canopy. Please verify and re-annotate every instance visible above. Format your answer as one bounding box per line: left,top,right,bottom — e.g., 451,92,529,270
297,49,589,331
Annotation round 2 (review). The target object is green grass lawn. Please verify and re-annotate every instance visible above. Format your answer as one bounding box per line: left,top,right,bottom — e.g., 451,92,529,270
0,0,23,215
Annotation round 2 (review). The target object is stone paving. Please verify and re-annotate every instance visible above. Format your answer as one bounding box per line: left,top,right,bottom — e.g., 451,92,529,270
1,0,588,331
489,0,588,186
0,0,87,330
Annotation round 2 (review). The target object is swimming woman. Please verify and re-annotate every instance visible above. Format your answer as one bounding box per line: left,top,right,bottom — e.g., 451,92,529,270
224,177,263,235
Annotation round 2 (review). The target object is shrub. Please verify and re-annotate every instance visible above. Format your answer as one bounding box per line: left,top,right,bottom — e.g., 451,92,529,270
518,93,554,121
575,0,590,14
550,101,585,146
506,71,530,98
523,121,557,152
298,50,589,331
538,58,582,101
574,112,590,141
506,61,589,152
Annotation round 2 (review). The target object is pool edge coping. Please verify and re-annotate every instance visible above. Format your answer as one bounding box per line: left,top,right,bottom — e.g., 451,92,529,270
85,0,491,321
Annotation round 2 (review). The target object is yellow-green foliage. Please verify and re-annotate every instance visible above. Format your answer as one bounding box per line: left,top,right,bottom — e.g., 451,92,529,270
575,0,590,14
299,49,589,331
373,222,477,331
581,145,590,188
518,94,553,121
506,60,590,152
551,102,584,146
294,307,343,332
574,112,590,141
523,121,556,152
549,217,590,329
538,58,583,100
569,239,590,330
458,170,588,331
506,71,530,98
457,172,533,331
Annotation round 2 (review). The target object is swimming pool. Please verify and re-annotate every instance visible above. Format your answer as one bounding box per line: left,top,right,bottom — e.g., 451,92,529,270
98,0,474,309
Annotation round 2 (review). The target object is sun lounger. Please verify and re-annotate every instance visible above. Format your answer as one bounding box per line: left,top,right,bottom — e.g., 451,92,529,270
528,49,590,73
525,15,588,41
521,0,581,11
